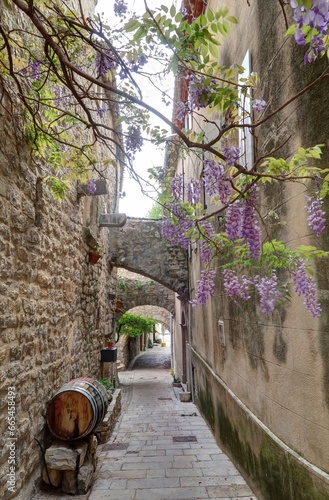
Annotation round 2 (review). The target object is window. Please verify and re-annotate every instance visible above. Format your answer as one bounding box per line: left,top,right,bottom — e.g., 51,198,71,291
238,50,254,170
218,320,225,347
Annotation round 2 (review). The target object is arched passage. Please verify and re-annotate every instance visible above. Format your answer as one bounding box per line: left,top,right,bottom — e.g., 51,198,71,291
116,271,175,316
108,217,188,297
114,271,174,370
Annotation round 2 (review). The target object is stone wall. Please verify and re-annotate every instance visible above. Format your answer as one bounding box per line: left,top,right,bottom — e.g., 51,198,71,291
0,3,122,494
109,218,188,296
117,271,175,315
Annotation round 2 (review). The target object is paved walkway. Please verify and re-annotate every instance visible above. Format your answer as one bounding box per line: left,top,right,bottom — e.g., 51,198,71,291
33,344,257,500
90,344,257,500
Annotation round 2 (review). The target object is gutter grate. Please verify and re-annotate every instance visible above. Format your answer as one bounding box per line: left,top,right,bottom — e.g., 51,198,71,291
173,435,197,443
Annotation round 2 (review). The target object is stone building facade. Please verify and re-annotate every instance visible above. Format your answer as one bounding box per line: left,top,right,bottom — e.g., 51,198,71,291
172,0,329,498
0,1,124,497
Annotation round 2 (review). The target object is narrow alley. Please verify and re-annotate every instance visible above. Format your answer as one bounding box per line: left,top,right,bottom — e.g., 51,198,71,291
33,343,257,500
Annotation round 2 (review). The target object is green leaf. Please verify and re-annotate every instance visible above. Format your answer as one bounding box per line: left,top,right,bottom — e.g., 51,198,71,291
209,42,219,59
210,23,218,33
227,16,238,24
299,0,313,9
124,19,140,32
199,14,207,26
133,26,146,42
175,12,183,23
207,9,214,22
286,24,297,36
217,23,227,36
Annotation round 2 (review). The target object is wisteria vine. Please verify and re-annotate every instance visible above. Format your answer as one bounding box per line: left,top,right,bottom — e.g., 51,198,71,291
0,0,328,319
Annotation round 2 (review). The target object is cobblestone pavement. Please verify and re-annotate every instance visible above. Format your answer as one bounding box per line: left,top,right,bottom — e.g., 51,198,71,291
32,343,257,500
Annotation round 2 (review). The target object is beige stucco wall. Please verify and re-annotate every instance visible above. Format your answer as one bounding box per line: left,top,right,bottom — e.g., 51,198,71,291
175,0,329,495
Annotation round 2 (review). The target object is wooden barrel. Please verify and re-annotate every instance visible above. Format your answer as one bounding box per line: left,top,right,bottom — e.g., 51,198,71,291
46,377,108,441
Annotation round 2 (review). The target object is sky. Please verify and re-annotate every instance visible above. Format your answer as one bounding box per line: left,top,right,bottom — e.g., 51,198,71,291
95,0,177,217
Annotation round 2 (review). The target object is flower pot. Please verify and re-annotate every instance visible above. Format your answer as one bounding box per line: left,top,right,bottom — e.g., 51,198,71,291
89,251,101,264
115,299,122,313
179,391,191,402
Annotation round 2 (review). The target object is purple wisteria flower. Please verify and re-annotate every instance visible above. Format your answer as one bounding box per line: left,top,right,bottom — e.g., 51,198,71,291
21,60,42,80
95,105,108,117
171,174,184,200
162,204,194,250
114,0,128,17
225,201,242,241
54,86,70,108
253,99,266,113
203,159,231,204
291,258,321,317
198,221,214,264
96,50,116,78
187,74,216,110
241,189,262,260
130,53,148,72
87,178,97,195
306,194,326,237
190,269,217,306
30,60,42,80
125,126,143,159
180,6,188,17
223,269,252,303
290,0,329,63
186,178,202,205
255,271,281,314
222,143,241,166
176,101,189,122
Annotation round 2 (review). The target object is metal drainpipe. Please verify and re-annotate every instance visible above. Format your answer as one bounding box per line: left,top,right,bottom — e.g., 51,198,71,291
170,313,174,370
187,300,194,402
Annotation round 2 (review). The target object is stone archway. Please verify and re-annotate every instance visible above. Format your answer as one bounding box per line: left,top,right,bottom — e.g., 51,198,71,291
128,305,171,331
114,270,175,370
108,217,188,297
116,270,175,316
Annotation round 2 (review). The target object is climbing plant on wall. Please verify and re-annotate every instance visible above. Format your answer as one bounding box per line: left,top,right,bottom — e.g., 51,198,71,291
1,0,329,315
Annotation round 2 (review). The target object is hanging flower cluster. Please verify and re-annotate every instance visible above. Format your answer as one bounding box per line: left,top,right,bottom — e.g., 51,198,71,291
114,0,128,17
223,270,283,315
252,99,266,113
306,193,326,236
292,258,321,317
191,269,217,306
125,126,143,159
86,178,97,195
162,152,324,317
290,0,329,63
96,50,116,78
203,159,232,203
